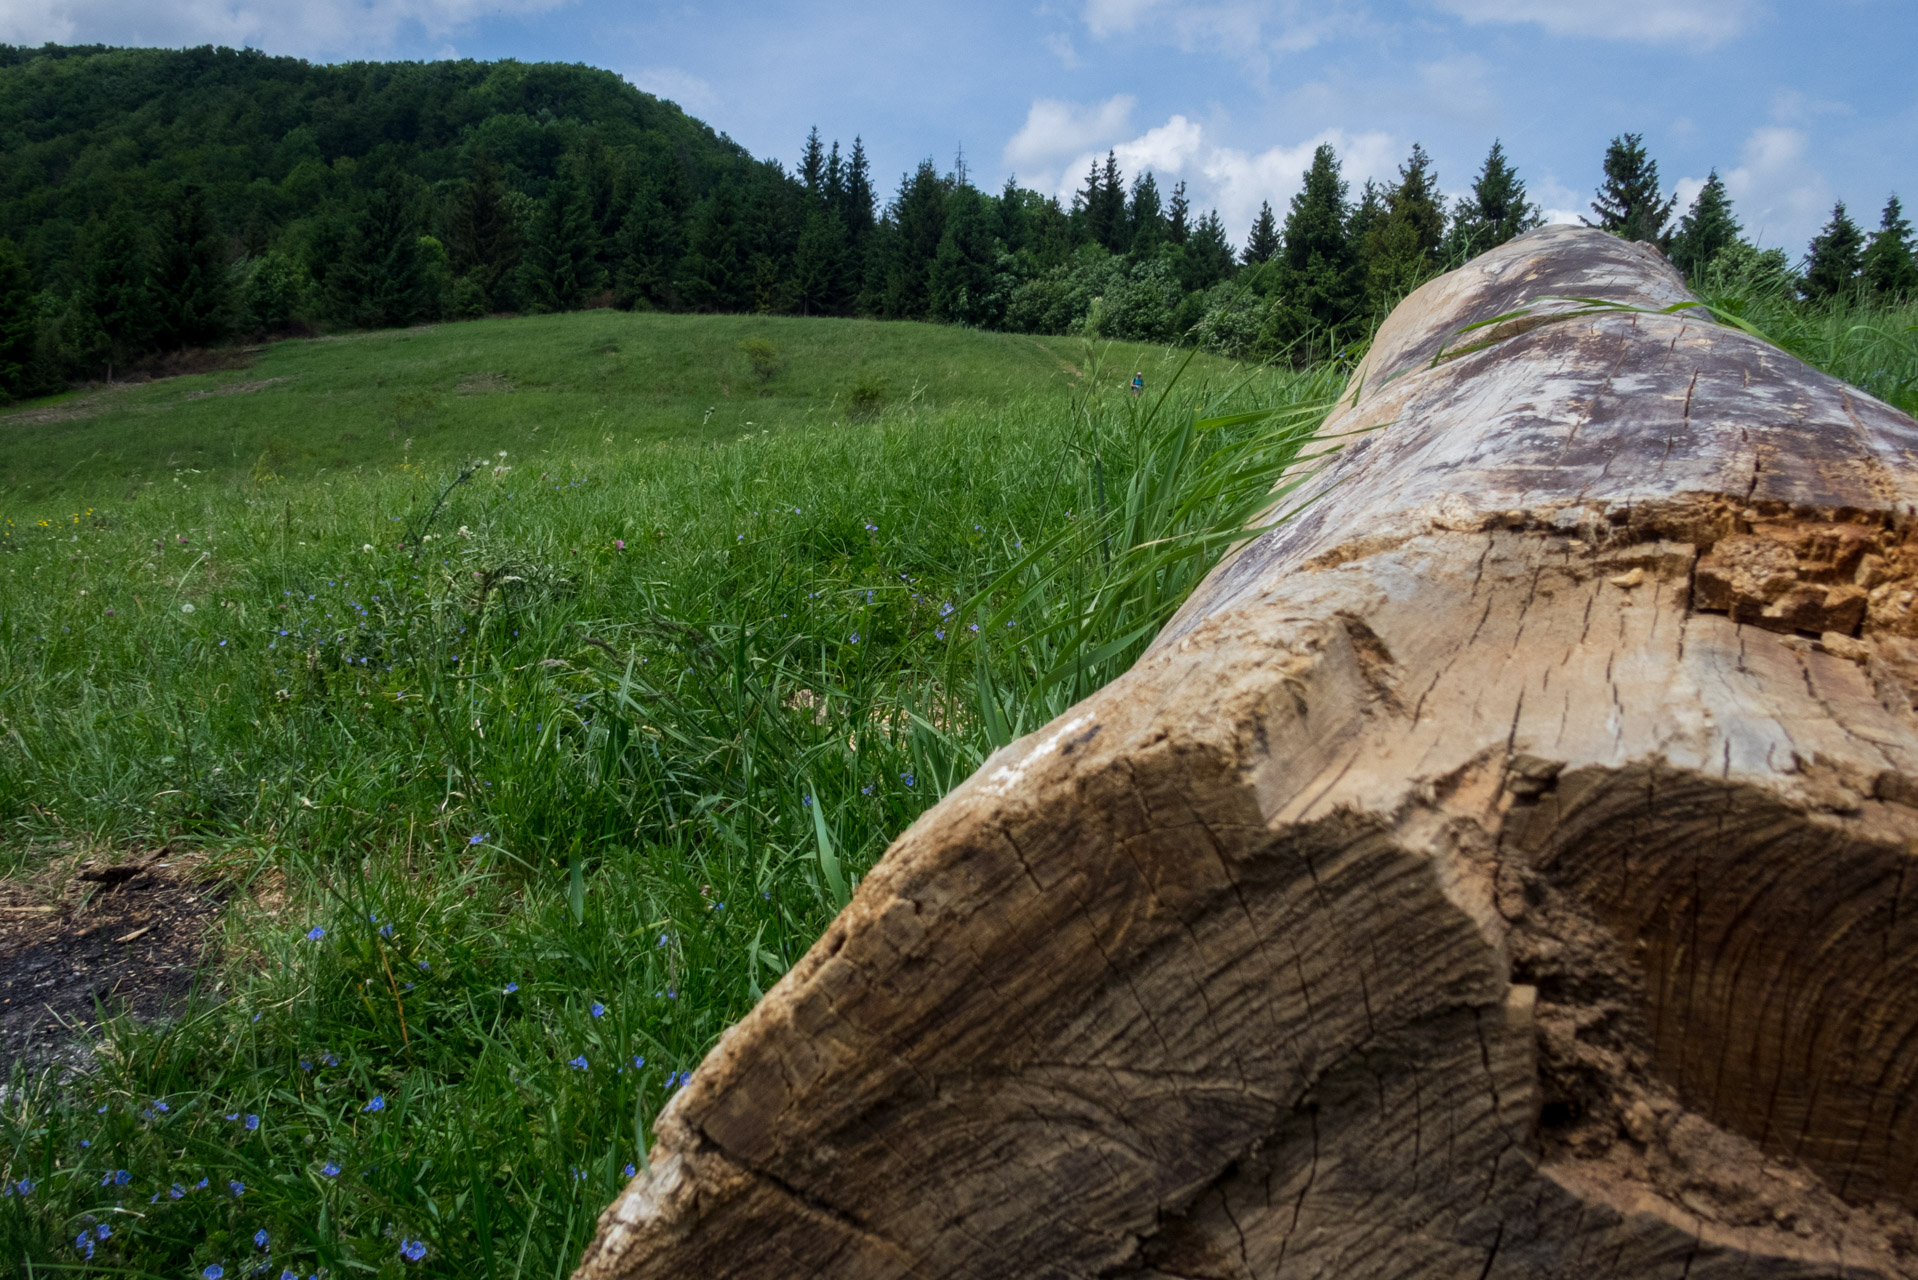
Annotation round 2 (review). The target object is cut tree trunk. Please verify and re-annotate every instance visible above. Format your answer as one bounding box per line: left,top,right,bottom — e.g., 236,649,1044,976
575,225,1918,1280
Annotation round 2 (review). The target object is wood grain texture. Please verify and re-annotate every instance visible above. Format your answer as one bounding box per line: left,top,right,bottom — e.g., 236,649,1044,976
575,225,1918,1280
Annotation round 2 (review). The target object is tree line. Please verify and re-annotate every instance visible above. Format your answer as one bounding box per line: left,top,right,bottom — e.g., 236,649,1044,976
0,45,1913,402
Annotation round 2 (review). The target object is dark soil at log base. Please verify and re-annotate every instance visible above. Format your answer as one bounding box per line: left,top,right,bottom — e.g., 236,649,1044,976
0,855,226,1072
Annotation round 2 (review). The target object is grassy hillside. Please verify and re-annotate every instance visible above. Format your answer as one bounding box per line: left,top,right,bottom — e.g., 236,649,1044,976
0,309,1336,1276
0,310,1192,499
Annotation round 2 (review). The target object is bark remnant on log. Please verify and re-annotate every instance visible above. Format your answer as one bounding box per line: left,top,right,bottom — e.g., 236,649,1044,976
575,224,1918,1279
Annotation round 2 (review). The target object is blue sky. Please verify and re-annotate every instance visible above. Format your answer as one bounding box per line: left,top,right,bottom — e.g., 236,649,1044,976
5,0,1912,254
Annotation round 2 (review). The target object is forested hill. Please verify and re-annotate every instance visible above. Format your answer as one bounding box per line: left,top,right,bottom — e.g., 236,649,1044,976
0,44,756,247
0,44,796,386
1,44,1904,408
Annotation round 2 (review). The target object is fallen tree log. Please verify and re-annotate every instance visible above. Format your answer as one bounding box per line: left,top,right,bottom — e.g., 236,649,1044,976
577,224,1918,1279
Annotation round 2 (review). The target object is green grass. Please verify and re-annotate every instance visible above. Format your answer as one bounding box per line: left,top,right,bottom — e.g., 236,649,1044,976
0,310,1178,500
0,311,1341,1277
1696,281,1918,416
1,282,1909,1278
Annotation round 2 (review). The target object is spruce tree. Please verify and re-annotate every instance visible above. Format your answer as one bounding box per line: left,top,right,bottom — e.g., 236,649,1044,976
678,183,749,311
149,187,229,349
1446,140,1539,259
613,181,685,310
328,181,430,329
1861,195,1918,300
825,140,845,212
519,160,604,313
1128,173,1165,253
1074,155,1109,249
1360,143,1445,311
1167,181,1191,245
1099,151,1128,252
0,237,36,399
843,138,877,243
792,209,850,316
929,185,1000,326
800,127,827,202
1346,180,1383,252
1801,202,1865,303
1180,211,1236,291
1242,201,1279,265
447,152,521,311
884,160,947,320
82,208,156,372
1587,133,1677,247
1667,171,1742,282
997,177,1031,255
1267,143,1362,355
578,141,624,282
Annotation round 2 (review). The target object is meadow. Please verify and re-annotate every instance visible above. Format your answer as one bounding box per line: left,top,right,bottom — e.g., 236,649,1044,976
0,287,1910,1277
0,309,1342,1277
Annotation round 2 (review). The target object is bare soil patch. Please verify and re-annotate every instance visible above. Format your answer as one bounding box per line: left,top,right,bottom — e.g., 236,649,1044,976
182,376,287,401
0,851,228,1074
455,372,515,394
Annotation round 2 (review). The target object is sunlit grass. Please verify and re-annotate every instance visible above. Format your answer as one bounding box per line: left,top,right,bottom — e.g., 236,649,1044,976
0,314,1339,1277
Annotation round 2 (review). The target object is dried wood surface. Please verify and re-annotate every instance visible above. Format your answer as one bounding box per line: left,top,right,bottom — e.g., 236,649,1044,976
575,225,1918,1280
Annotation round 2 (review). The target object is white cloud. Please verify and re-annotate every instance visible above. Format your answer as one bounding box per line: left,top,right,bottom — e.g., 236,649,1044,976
1014,101,1399,243
1077,0,1358,63
1003,94,1138,175
1692,124,1832,251
1198,129,1398,238
1431,0,1758,46
1083,0,1165,37
0,0,568,57
627,66,719,116
1533,174,1586,225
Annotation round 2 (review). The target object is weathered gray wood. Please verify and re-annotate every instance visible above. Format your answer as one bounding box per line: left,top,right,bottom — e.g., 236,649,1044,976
575,225,1918,1279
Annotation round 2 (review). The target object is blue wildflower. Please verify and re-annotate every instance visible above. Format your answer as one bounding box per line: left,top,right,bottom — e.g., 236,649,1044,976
624,1162,638,1178
305,926,325,941
320,1162,341,1177
75,1232,94,1259
569,1055,589,1070
152,1100,169,1113
632,1055,646,1070
590,1002,605,1018
503,982,518,994
230,1180,245,1197
468,833,487,845
246,1114,260,1130
363,1095,385,1112
400,1238,427,1262
204,1266,225,1280
97,1223,111,1239
170,1184,186,1199
254,1229,270,1248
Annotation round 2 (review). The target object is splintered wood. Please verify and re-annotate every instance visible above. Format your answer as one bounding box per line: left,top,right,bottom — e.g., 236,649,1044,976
575,226,1918,1279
